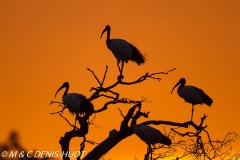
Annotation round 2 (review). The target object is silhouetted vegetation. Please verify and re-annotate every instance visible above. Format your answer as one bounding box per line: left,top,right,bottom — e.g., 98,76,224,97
0,131,56,160
50,65,240,160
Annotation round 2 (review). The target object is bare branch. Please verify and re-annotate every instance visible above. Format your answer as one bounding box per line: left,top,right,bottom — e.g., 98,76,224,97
57,113,79,130
118,108,125,118
50,65,239,160
50,106,67,115
86,140,98,145
140,120,189,128
87,67,102,86
49,100,63,105
101,65,108,86
120,68,176,85
88,67,176,102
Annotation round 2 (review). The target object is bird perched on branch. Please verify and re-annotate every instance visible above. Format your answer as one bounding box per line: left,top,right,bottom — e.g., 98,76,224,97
100,25,146,75
131,116,172,146
171,78,213,121
55,82,94,126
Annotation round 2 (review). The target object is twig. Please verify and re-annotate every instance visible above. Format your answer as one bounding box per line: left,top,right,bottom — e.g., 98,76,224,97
120,68,176,85
101,65,108,86
49,100,63,105
50,107,67,115
87,67,101,86
57,112,79,130
86,140,98,145
118,108,125,118
78,136,86,160
88,67,176,102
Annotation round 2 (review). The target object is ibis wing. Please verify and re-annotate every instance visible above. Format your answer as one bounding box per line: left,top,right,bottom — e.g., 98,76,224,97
109,39,133,62
179,86,213,106
193,87,213,106
179,86,203,104
62,93,85,114
133,125,163,144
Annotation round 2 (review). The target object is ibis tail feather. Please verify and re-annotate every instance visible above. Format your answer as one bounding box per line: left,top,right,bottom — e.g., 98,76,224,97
195,88,213,106
130,43,146,65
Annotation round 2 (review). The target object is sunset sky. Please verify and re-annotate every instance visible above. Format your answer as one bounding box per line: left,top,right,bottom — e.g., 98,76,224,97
1,1,240,159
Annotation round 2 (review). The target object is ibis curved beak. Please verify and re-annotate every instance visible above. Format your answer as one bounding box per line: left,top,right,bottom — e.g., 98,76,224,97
171,81,180,94
55,82,69,97
100,27,107,39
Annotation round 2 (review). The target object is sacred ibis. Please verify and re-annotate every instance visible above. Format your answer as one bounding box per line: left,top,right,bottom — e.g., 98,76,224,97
55,82,94,125
100,25,146,75
131,116,172,146
171,78,213,121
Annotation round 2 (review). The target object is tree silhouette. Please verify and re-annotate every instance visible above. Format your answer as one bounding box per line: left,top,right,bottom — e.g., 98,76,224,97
50,65,239,160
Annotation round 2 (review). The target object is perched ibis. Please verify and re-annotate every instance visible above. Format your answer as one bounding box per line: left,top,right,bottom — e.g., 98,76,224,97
55,82,94,125
131,116,172,147
171,78,213,121
100,25,146,75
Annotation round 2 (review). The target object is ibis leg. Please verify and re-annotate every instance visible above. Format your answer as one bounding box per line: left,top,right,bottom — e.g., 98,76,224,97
191,105,194,121
117,61,121,72
120,61,124,74
117,61,124,79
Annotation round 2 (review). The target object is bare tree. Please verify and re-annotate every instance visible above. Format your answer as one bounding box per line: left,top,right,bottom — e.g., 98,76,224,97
50,66,239,160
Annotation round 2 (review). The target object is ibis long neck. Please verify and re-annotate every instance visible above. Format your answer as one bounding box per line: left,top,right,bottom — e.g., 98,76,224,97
63,86,68,96
106,29,110,41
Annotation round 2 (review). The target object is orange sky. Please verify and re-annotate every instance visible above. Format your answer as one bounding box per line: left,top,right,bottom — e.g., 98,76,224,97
1,1,240,159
